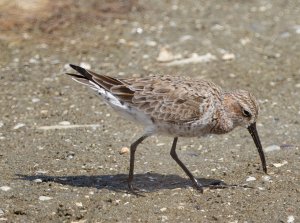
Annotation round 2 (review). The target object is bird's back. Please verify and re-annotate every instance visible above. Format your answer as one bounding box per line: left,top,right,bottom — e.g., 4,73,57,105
67,65,223,136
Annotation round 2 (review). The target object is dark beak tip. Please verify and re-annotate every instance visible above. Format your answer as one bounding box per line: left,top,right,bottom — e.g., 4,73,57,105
247,122,268,174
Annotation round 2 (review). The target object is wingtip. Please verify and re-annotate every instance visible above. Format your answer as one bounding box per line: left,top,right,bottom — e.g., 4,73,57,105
69,64,88,74
69,64,79,70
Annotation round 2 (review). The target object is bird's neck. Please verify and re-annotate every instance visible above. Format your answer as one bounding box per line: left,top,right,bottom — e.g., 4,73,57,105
211,93,237,134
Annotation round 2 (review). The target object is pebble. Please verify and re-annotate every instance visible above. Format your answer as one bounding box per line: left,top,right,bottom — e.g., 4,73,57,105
40,110,48,116
145,40,157,47
33,179,43,183
59,121,71,126
119,147,129,155
222,53,236,60
13,123,26,130
161,216,168,222
156,47,182,62
272,160,288,168
0,186,11,191
262,175,272,182
179,35,193,42
287,215,295,223
246,176,256,182
35,170,48,174
0,122,3,128
160,207,167,212
39,196,53,201
0,209,4,216
32,97,40,103
75,202,83,207
264,145,281,152
240,37,250,45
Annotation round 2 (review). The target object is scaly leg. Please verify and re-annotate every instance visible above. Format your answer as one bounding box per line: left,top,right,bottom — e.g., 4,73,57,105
128,134,149,192
170,137,204,193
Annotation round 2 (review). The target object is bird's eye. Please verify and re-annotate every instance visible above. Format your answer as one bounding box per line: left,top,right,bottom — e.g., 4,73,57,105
242,109,252,117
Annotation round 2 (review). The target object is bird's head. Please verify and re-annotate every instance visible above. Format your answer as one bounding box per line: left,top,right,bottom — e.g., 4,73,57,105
223,90,267,173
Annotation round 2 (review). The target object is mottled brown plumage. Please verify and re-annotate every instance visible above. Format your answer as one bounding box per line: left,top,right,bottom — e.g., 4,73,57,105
66,64,267,194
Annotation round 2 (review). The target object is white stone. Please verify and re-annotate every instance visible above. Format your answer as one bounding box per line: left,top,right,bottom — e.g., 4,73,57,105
39,196,53,201
32,98,40,103
13,123,25,130
75,202,83,207
287,215,295,223
264,145,281,152
119,147,129,155
262,175,272,182
246,176,256,182
33,179,43,183
156,48,182,62
222,53,236,60
273,160,288,168
160,207,167,212
59,121,71,126
0,186,11,191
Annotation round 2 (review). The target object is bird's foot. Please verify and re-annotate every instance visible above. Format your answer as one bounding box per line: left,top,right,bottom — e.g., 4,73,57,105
128,183,145,197
193,180,204,193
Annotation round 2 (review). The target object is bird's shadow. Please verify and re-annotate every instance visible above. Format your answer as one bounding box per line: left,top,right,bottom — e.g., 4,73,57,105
16,173,224,193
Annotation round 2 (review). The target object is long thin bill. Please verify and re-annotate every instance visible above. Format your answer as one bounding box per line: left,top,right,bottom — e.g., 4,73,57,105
247,122,267,174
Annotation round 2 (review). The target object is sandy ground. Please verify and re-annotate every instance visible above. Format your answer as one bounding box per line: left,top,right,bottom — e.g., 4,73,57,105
0,0,299,222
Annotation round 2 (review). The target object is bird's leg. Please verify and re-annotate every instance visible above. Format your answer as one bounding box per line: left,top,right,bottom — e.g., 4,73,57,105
128,134,149,193
170,137,204,193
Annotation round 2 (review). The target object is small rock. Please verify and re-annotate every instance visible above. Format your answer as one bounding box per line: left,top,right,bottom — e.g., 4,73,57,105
272,160,288,168
287,215,295,223
118,38,126,44
66,151,75,159
222,53,236,60
0,122,3,128
119,147,129,155
35,170,48,174
29,57,39,64
179,35,193,42
156,47,182,62
145,40,157,47
59,121,71,126
161,216,168,222
0,209,4,216
39,196,53,201
0,186,11,191
75,202,83,207
40,110,48,116
246,176,256,182
262,175,272,182
13,123,25,130
240,37,250,45
264,145,280,152
33,179,43,183
31,98,40,103
160,207,167,212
